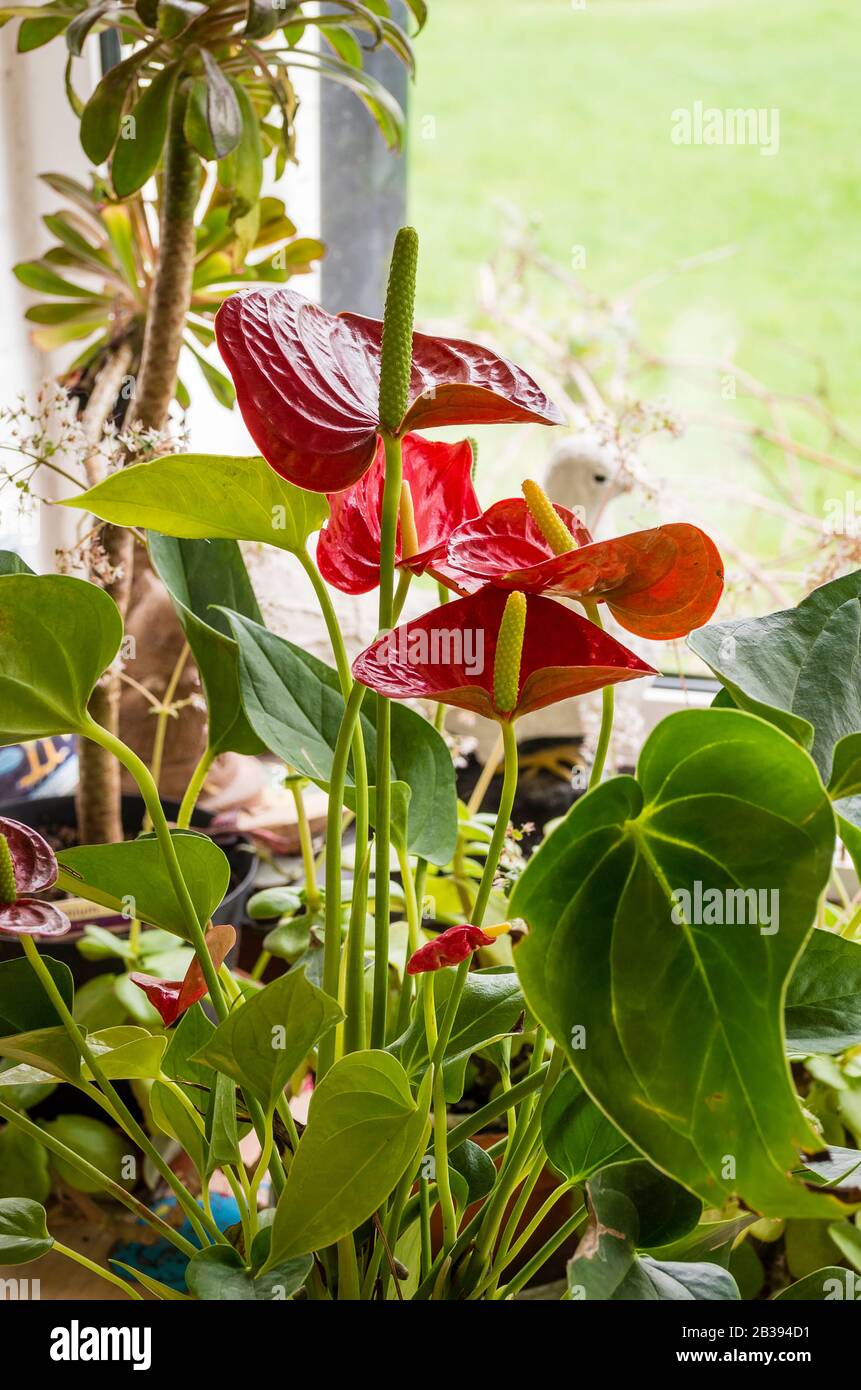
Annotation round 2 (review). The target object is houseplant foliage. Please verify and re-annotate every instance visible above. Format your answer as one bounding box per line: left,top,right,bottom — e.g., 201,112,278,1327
1,230,861,1303
1,0,420,844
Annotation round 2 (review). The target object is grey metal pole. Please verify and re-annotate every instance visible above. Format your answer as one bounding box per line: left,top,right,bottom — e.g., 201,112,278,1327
319,3,409,316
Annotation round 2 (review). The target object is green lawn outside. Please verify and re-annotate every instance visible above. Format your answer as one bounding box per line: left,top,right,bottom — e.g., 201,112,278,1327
408,0,860,420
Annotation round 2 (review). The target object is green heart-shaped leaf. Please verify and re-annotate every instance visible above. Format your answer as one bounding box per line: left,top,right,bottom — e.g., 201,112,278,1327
0,1198,52,1265
691,571,861,859
223,611,458,864
186,1244,311,1301
388,967,525,1080
566,1173,738,1302
40,1114,131,1193
83,1026,167,1081
689,571,861,779
0,1128,50,1202
64,454,328,553
150,1078,207,1178
449,1139,496,1205
56,831,230,942
162,1002,217,1091
773,1267,854,1301
0,1027,85,1085
148,534,265,757
512,707,844,1220
542,1070,637,1183
785,929,861,1056
191,968,342,1111
0,573,122,741
265,1052,431,1265
0,956,73,1034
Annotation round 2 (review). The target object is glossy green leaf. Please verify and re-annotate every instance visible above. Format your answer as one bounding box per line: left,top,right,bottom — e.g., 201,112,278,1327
14,258,101,297
0,1027,85,1085
218,79,263,219
449,1139,496,1205
785,929,861,1055
101,202,138,287
773,1267,855,1300
84,1026,167,1080
689,570,861,784
265,1052,431,1265
244,0,281,38
18,13,67,50
40,1113,131,1192
112,63,180,198
542,1070,637,1183
198,48,242,158
0,956,73,1034
73,975,127,1032
0,1198,52,1264
186,1244,311,1301
162,1001,216,1090
56,831,230,942
247,886,303,920
0,1128,50,1202
157,0,204,38
183,77,218,159
0,550,35,576
512,707,843,1220
593,1160,701,1249
827,1219,861,1273
0,1057,57,1109
80,43,154,164
803,1145,861,1192
0,573,122,741
64,453,328,552
205,1071,241,1172
65,3,110,55
389,967,525,1081
223,611,458,864
150,1079,206,1177
566,1174,738,1302
191,968,342,1110
148,534,265,758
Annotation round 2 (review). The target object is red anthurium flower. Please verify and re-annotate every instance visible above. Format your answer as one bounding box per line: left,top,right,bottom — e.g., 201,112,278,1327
407,922,511,975
0,817,70,938
131,924,236,1026
316,434,480,594
352,587,655,722
215,288,564,493
445,499,724,640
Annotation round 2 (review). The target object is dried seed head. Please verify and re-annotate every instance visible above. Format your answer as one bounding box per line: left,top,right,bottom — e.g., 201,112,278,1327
378,226,419,434
522,479,578,555
493,591,528,715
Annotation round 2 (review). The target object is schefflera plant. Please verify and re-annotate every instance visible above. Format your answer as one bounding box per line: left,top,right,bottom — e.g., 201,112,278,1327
0,233,857,1304
1,0,421,844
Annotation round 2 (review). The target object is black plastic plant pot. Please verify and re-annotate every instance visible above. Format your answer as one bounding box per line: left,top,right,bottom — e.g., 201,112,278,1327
0,793,256,981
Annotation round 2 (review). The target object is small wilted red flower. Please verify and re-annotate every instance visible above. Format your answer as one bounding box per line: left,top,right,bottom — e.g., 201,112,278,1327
446,499,724,640
0,817,70,937
352,587,655,723
215,288,563,493
131,924,236,1026
316,434,480,594
407,924,499,974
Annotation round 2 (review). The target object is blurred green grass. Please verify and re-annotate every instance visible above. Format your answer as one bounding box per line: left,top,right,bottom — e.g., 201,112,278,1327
409,0,861,420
